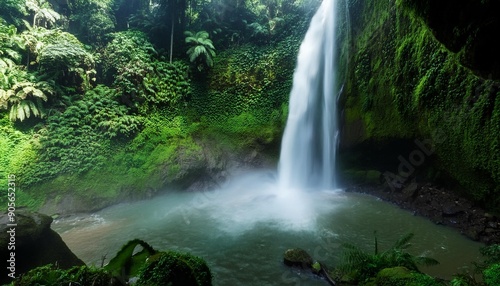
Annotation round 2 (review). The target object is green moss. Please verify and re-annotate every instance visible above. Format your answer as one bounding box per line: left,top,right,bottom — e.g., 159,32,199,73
372,267,443,286
11,265,113,286
345,0,500,210
137,251,212,286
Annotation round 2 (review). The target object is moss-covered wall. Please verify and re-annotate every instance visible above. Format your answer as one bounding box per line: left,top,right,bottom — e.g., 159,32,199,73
189,34,304,152
342,0,500,210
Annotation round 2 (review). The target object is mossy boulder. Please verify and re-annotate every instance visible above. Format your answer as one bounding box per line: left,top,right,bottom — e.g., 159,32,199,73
283,248,313,268
137,251,212,286
11,265,115,286
368,266,443,286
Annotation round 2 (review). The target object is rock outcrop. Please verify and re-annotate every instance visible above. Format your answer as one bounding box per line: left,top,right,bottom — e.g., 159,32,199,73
347,181,500,244
0,210,84,284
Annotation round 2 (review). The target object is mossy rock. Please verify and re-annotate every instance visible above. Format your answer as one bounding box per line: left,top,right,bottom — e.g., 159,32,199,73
137,251,212,286
377,266,412,280
373,267,443,286
283,248,313,268
311,261,322,274
11,265,114,286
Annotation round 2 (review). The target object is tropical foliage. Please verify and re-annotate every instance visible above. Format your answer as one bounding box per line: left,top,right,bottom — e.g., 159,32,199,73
0,79,53,121
450,244,500,286
185,30,216,71
20,25,96,89
339,233,439,284
11,264,113,286
103,30,190,112
11,239,212,286
26,0,62,28
67,0,116,45
0,0,312,212
0,18,56,122
25,85,142,185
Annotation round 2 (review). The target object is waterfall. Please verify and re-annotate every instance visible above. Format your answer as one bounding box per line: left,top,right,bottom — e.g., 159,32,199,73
278,0,339,191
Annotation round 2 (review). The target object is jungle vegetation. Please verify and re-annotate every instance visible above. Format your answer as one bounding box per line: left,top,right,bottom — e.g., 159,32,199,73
0,0,499,238
0,0,316,209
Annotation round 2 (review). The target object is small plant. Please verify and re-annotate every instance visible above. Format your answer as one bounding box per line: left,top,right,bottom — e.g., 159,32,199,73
483,263,500,286
339,232,439,283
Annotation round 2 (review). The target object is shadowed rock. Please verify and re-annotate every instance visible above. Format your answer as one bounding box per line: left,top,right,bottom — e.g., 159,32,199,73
0,210,84,284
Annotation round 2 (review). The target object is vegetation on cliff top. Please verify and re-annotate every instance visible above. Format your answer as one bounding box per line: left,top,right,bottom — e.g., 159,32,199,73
0,0,315,210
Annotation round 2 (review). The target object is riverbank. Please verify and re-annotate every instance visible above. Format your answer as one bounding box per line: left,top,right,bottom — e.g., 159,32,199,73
346,181,500,245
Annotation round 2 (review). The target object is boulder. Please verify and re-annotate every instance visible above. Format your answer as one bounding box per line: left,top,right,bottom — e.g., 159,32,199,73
283,248,313,268
0,210,84,284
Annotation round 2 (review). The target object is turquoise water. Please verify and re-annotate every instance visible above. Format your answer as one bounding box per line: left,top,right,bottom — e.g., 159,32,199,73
53,171,483,285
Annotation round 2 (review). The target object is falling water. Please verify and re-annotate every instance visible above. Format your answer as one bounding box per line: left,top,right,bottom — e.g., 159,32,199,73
279,0,339,190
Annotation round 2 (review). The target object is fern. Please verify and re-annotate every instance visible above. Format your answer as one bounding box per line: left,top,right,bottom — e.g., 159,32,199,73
339,232,439,283
184,30,216,71
1,79,53,122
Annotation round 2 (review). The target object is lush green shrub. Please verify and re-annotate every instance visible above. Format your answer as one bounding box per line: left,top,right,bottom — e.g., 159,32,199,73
0,114,41,209
102,30,156,83
12,264,113,286
185,30,216,71
21,27,96,91
369,267,443,286
137,251,212,286
22,85,141,186
339,233,439,284
68,0,116,46
102,31,190,112
483,263,500,286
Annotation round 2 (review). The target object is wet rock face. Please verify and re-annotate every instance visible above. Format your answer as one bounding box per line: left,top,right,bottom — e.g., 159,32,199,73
0,210,84,285
347,182,500,245
402,0,500,79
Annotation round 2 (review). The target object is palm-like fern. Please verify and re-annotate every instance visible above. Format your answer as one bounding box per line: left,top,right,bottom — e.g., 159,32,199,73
0,80,53,121
184,30,216,71
0,19,23,71
340,232,439,283
26,0,62,28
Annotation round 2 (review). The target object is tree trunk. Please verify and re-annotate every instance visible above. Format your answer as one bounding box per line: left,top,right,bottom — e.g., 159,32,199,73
170,18,174,64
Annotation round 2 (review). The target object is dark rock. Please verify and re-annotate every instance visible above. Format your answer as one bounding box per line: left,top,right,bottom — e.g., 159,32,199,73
401,181,418,200
0,211,84,284
283,248,313,268
488,222,499,229
442,201,464,216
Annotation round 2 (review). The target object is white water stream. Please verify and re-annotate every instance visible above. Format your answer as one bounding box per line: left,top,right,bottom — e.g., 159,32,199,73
279,0,339,191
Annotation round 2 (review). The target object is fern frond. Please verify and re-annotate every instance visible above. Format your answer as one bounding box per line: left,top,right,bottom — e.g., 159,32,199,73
392,233,414,250
185,36,197,44
413,256,440,266
195,31,209,39
28,100,39,117
205,56,213,67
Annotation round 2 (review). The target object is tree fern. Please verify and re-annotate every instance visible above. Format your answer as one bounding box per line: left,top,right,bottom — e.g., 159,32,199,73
184,30,216,71
26,0,62,28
